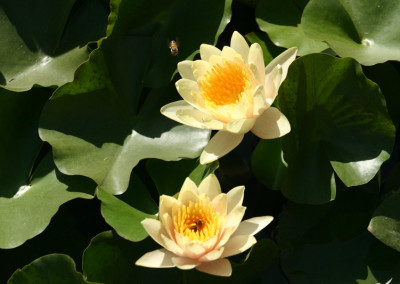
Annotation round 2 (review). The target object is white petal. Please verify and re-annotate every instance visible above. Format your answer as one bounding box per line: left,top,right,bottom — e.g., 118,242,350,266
232,216,274,237
265,47,297,88
175,79,200,107
231,31,250,62
264,66,281,106
200,44,221,61
251,107,291,139
212,193,227,216
253,85,267,117
160,234,184,256
248,43,265,85
178,60,195,81
226,118,257,134
215,226,236,249
171,256,201,269
135,248,176,268
182,241,207,258
197,174,221,199
141,219,166,248
225,205,246,231
192,60,212,81
227,186,245,214
221,235,257,258
196,258,232,277
200,131,244,164
198,247,225,262
159,195,178,224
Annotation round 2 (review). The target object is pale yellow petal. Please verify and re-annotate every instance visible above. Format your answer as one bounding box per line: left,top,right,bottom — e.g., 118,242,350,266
208,54,223,66
265,47,297,87
159,195,178,224
171,256,201,269
161,101,203,128
233,216,274,237
230,31,250,62
202,235,219,251
200,131,244,164
212,193,227,216
196,258,232,277
141,219,166,248
221,235,257,258
215,226,236,249
161,234,184,256
248,43,265,85
161,212,175,240
251,107,291,139
253,85,267,117
227,186,245,214
200,44,221,61
176,108,225,130
197,174,221,199
226,117,256,134
192,60,212,81
264,66,281,106
182,241,207,258
221,46,242,61
224,205,246,231
135,248,176,268
175,79,200,107
178,60,195,81
178,184,199,205
198,247,225,262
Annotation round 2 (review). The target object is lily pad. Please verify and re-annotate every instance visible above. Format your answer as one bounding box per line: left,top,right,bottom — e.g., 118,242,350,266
255,0,328,55
0,0,108,91
301,0,400,65
0,152,94,249
39,40,210,195
278,53,395,204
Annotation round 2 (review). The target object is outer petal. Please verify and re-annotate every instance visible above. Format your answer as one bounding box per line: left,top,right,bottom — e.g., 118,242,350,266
175,79,200,107
220,235,257,258
212,193,227,216
161,212,175,240
264,66,281,106
251,107,291,139
182,241,207,259
178,185,199,205
197,174,221,199
178,60,196,81
177,108,225,130
200,44,221,61
224,205,246,231
227,185,245,214
159,195,178,224
253,85,267,116
226,117,257,134
265,47,297,88
135,248,176,268
196,258,232,277
200,131,244,164
141,219,167,248
230,31,250,62
161,234,184,256
198,247,225,262
221,46,242,61
232,216,274,237
171,256,201,269
160,101,205,129
192,60,212,81
248,43,265,85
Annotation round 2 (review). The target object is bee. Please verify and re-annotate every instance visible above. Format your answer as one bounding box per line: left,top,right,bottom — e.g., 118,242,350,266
169,40,179,56
190,220,203,233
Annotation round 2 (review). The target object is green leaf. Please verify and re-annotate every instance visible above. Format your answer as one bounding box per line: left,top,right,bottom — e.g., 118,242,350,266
82,231,182,284
0,0,108,91
0,152,94,249
255,0,328,55
8,254,94,284
301,0,400,65
188,160,219,186
368,189,400,252
106,0,232,87
97,187,156,242
0,87,50,198
278,53,395,204
39,41,211,195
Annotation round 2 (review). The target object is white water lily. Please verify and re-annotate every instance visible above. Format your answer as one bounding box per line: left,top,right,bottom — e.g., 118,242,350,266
161,31,297,164
135,174,273,277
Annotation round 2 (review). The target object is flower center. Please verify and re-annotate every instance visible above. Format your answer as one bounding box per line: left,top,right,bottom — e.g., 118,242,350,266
173,199,221,242
199,60,251,109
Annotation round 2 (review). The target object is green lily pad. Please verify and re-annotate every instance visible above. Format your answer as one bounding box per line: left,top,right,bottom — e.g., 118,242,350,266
8,254,95,284
0,87,50,198
0,152,94,249
278,53,395,204
255,0,328,55
301,0,400,65
0,0,108,91
105,0,232,87
39,40,211,195
82,230,182,284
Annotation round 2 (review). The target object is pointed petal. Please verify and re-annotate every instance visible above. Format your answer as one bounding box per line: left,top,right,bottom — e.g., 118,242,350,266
192,60,212,81
221,235,257,258
251,107,291,139
161,101,202,128
159,195,178,224
248,43,265,85
226,117,256,134
227,186,245,214
253,85,267,116
212,193,227,215
265,47,297,87
176,108,225,130
141,219,166,248
181,177,198,193
198,247,225,262
175,79,200,107
135,249,176,268
198,174,221,199
264,66,281,106
161,212,175,240
231,31,249,62
221,46,241,61
182,241,207,258
200,131,244,164
233,216,274,237
196,258,232,277
171,256,201,270
178,60,195,81
200,44,221,61
178,182,199,205
161,234,184,255
225,205,246,230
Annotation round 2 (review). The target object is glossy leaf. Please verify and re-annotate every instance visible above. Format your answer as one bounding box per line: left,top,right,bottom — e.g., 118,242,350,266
8,254,93,284
39,41,211,195
278,53,395,204
97,188,156,242
0,87,50,198
255,0,328,55
302,0,400,65
0,0,108,91
0,152,94,249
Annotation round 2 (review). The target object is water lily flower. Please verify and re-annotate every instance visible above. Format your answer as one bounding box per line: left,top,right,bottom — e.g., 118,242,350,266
161,32,297,164
135,174,273,277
